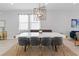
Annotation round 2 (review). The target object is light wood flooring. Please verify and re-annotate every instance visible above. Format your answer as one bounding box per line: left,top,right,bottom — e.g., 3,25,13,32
2,44,77,56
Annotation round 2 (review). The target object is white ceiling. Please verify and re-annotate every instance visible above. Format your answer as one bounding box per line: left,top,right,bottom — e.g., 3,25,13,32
0,3,79,11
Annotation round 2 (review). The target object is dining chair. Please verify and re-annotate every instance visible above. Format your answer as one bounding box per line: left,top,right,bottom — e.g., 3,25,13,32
51,37,55,55
17,37,30,55
51,37,55,47
30,37,40,46
75,32,79,46
41,37,51,46
41,37,51,55
30,37,41,55
53,37,64,55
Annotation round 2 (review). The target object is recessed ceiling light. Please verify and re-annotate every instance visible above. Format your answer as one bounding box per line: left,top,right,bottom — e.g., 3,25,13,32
10,3,14,5
72,1,77,5
73,3,77,5
45,3,48,5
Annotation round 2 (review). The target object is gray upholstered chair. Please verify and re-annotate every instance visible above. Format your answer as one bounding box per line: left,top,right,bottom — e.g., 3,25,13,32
30,37,40,46
51,37,55,49
41,37,51,55
41,37,51,46
52,37,64,55
30,37,41,55
76,32,79,40
53,37,63,51
54,37,63,46
17,37,30,55
18,37,30,46
51,37,64,55
75,32,79,46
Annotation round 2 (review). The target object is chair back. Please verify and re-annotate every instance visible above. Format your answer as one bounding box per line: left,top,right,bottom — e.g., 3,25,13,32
41,37,51,46
53,37,63,46
18,37,30,46
30,37,40,46
51,38,55,46
76,32,79,40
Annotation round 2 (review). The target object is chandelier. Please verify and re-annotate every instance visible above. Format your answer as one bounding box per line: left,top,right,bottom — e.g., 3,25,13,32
33,3,47,20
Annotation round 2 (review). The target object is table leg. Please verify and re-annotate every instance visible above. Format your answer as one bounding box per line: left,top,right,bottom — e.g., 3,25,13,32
24,46,26,52
55,45,57,52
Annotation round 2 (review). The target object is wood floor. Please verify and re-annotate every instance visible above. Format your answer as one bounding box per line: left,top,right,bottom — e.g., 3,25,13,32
2,44,77,56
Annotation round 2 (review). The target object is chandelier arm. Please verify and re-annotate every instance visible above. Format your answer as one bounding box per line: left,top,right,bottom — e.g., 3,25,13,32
33,3,47,20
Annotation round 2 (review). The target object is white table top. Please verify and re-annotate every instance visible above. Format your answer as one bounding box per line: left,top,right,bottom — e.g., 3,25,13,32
16,32,66,39
40,32,66,38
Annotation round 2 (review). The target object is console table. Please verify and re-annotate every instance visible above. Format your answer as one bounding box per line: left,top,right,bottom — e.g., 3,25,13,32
0,31,7,40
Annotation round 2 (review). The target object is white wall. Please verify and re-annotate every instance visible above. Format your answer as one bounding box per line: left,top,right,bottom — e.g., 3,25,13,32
0,11,19,39
0,11,32,39
0,10,79,39
41,10,79,36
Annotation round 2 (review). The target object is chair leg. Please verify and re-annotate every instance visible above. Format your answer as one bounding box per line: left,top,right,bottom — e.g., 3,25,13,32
61,44,65,56
39,44,42,56
57,44,65,56
16,44,25,56
16,44,20,56
55,45,58,52
26,45,29,55
29,44,32,55
48,46,51,56
24,46,26,52
74,40,76,46
51,46,55,56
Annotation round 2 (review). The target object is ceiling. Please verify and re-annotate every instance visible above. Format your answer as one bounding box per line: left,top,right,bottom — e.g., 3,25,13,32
0,3,79,11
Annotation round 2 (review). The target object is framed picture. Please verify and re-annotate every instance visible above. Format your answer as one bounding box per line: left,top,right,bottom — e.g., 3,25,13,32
71,19,77,28
71,19,79,28
0,20,5,27
0,20,5,32
77,19,79,28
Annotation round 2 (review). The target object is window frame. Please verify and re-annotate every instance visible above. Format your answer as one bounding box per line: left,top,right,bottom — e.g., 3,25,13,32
19,14,40,37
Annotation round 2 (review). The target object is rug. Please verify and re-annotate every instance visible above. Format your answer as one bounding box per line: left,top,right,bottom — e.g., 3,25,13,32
2,44,77,56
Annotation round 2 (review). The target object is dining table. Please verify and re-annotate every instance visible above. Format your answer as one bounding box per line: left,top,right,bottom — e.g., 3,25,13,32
16,32,66,52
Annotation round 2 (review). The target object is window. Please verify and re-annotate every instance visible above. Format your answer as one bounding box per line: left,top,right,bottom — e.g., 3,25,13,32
19,14,40,37
19,15,28,30
30,15,40,30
